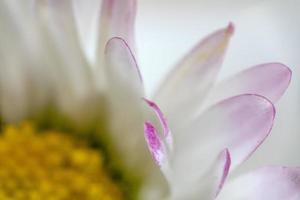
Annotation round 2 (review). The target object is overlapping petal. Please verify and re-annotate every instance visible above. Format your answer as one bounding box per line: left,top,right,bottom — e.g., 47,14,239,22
32,0,100,126
204,63,292,108
0,0,93,121
72,0,102,62
144,94,277,199
172,149,232,200
143,94,275,198
218,166,300,200
104,37,153,176
174,94,275,174
143,100,231,200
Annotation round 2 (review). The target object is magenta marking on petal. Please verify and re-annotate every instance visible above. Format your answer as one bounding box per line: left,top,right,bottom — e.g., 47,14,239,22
215,149,231,197
144,121,165,166
143,98,171,139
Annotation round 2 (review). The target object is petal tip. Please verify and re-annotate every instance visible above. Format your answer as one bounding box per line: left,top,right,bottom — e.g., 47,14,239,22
276,62,292,86
142,97,155,107
105,37,126,52
105,37,143,82
268,62,292,80
226,22,235,35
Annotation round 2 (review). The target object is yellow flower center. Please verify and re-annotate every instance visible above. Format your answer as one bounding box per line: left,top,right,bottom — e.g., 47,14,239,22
0,123,123,200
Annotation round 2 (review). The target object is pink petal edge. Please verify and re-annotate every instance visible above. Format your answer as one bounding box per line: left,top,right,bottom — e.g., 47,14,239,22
241,94,276,163
105,37,143,82
206,63,292,107
100,0,137,49
177,94,276,173
143,98,171,139
215,149,231,197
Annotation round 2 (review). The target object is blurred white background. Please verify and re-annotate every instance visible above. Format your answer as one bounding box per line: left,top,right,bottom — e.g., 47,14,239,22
135,0,300,172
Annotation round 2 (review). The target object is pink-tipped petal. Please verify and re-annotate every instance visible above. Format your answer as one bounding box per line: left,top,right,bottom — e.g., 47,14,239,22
144,122,166,167
218,166,300,200
155,24,234,125
98,0,137,56
204,63,292,108
174,94,275,176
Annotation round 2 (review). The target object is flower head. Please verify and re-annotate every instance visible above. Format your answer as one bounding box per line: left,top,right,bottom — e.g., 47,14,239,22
0,0,299,199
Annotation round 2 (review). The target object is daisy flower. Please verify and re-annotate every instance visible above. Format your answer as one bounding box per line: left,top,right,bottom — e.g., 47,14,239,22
0,0,298,200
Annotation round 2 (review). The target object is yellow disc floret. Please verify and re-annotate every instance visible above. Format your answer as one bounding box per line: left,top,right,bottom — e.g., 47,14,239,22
0,122,123,200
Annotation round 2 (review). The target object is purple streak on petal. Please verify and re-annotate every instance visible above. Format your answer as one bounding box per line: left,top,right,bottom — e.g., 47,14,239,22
215,149,231,197
143,98,171,140
144,121,165,166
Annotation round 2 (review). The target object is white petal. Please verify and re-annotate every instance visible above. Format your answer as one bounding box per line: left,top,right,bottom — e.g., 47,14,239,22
104,37,152,176
171,149,231,200
154,24,234,127
97,0,137,56
72,0,102,63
